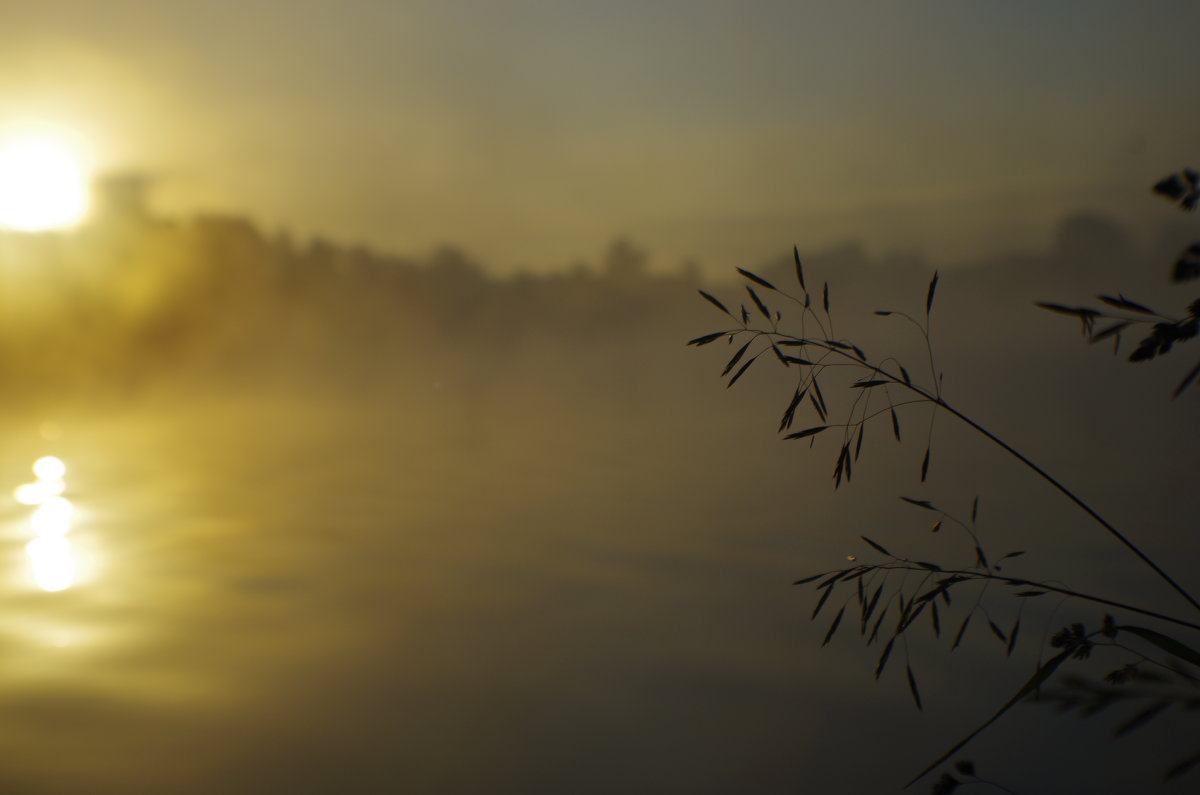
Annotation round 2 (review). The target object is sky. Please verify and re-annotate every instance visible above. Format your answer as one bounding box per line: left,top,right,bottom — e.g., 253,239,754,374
2,1,1200,272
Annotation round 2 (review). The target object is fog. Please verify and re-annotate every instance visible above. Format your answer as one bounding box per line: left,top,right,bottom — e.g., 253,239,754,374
5,2,1200,272
0,188,1192,793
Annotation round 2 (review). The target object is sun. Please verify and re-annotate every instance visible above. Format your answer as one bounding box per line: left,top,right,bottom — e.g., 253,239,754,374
0,126,91,232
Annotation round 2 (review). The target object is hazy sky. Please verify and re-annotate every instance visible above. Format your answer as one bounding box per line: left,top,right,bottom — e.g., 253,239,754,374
3,1,1199,271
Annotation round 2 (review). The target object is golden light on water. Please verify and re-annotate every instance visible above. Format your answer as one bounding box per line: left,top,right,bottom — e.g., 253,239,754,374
26,537,74,592
0,126,90,232
31,496,73,537
16,456,78,592
33,455,66,481
14,479,63,505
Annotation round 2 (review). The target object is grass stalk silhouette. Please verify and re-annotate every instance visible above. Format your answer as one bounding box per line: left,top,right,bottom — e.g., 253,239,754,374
690,178,1200,787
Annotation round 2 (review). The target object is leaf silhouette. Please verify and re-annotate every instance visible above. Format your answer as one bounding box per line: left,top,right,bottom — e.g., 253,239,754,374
785,425,828,440
812,379,828,417
746,285,771,320
1115,625,1200,667
926,271,939,314
812,584,834,619
875,637,895,679
722,340,752,376
861,585,884,632
727,355,757,387
698,290,732,317
822,606,845,646
1005,618,1020,657
737,267,776,290
1113,701,1171,738
779,388,806,431
1174,360,1200,398
1166,752,1200,781
1097,294,1155,315
687,332,725,346
1035,302,1100,319
809,393,826,423
951,613,972,649
868,605,890,644
1090,321,1131,344
793,246,807,292
906,664,923,710
1154,173,1188,202
861,536,892,556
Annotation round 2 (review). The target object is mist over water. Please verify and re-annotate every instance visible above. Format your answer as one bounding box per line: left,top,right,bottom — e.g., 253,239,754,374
0,201,1194,793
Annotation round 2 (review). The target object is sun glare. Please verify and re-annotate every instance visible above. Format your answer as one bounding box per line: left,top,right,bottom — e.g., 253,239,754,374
16,455,78,592
0,128,90,232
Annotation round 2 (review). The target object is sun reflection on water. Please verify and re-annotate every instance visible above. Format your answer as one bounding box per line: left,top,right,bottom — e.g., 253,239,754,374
16,456,77,592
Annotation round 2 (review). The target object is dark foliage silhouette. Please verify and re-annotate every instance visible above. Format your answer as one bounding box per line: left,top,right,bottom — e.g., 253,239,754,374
1038,169,1200,397
690,180,1200,790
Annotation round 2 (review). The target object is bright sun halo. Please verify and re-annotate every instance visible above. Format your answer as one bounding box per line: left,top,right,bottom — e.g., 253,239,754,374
0,128,90,232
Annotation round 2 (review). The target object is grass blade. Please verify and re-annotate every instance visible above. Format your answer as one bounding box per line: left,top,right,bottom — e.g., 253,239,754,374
951,613,972,649
1174,360,1200,398
1166,752,1200,781
861,536,892,557
1113,701,1171,738
906,651,1072,787
746,285,771,320
862,584,884,633
721,340,752,376
1097,294,1155,314
1115,625,1200,667
822,606,845,646
1006,618,1020,656
785,425,827,440
875,637,895,679
812,584,834,619
687,331,726,346
698,290,732,317
779,388,806,432
737,267,776,290
906,664,923,710
809,393,826,423
727,355,756,387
